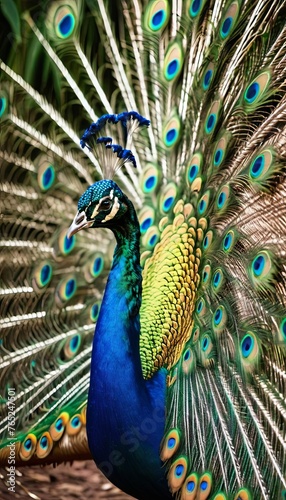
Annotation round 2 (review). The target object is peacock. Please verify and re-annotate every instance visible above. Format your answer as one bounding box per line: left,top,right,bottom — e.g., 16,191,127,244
0,1,286,499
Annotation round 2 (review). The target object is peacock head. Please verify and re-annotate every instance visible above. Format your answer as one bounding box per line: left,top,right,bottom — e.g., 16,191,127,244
67,179,130,238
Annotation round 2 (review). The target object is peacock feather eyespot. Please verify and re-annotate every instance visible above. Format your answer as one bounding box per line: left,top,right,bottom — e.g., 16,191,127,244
175,464,184,477
202,230,214,252
222,229,236,253
197,191,210,216
62,334,81,360
203,69,213,89
216,185,230,212
188,165,199,182
55,419,63,431
205,114,215,134
212,494,227,500
66,414,83,435
139,206,155,234
159,183,178,213
161,428,181,460
252,254,265,276
205,101,220,134
168,456,188,492
184,349,191,361
0,95,7,118
201,62,215,91
201,334,210,352
186,153,202,187
20,434,37,461
219,2,239,40
241,334,254,358
198,472,212,497
140,164,160,194
32,261,53,291
199,334,214,366
37,163,56,191
150,235,158,246
243,71,271,109
58,230,76,256
248,148,277,189
182,347,195,374
181,472,199,499
202,263,211,286
217,192,226,208
71,416,80,428
142,226,160,249
212,133,231,168
85,254,104,281
56,275,77,306
163,115,181,147
70,334,80,351
212,268,224,292
65,277,76,297
249,250,275,288
186,479,196,491
90,302,100,322
163,42,184,82
141,217,153,233
144,0,170,32
145,176,156,191
240,332,260,370
36,432,53,458
250,154,265,177
279,318,286,342
40,437,48,449
50,412,69,441
212,305,227,332
53,6,76,39
40,263,52,286
214,307,222,325
168,437,176,448
24,438,32,451
220,16,233,38
245,82,259,103
196,297,206,316
188,0,208,18
214,148,223,166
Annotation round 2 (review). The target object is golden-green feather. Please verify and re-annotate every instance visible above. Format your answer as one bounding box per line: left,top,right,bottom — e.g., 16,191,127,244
0,0,286,499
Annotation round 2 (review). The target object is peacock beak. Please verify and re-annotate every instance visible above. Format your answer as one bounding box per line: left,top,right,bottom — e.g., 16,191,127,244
67,211,94,239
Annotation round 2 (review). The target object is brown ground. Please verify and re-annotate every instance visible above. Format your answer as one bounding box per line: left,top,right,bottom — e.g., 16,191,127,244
0,461,135,500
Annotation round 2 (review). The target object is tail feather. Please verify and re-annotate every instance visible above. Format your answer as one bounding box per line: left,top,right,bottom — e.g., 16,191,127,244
0,1,285,499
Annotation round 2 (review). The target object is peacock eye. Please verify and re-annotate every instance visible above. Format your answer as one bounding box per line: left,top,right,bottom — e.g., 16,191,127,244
99,199,112,211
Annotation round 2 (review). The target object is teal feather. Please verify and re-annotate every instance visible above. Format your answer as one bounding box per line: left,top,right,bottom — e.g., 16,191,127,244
0,1,286,500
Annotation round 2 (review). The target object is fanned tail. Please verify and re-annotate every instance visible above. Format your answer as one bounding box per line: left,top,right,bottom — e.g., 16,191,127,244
0,2,285,499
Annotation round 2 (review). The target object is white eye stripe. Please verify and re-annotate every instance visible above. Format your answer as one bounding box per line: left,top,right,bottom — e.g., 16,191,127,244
89,191,116,220
91,205,99,219
101,196,120,222
90,192,113,219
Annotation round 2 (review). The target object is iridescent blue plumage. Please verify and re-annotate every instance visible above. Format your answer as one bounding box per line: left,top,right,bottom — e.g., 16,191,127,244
74,179,171,499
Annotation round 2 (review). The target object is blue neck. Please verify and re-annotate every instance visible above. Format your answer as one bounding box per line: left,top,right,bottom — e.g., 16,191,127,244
87,206,172,499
